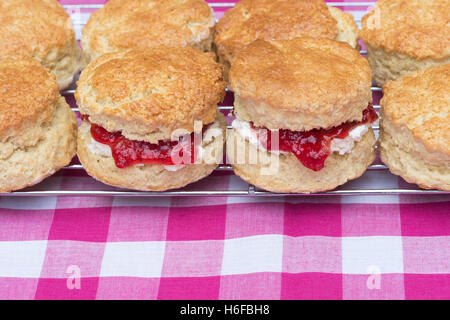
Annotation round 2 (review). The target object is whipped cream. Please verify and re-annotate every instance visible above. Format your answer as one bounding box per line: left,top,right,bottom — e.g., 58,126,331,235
232,117,370,156
330,124,370,155
231,118,288,155
88,137,112,157
87,121,223,171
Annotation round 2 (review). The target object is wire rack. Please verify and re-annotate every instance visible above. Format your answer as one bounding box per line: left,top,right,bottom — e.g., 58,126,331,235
2,2,449,197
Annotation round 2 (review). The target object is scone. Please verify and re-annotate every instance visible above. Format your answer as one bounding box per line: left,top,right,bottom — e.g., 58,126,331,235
82,0,216,67
76,48,226,191
214,0,359,81
0,0,81,90
360,0,450,86
0,58,77,193
227,38,377,194
379,65,450,191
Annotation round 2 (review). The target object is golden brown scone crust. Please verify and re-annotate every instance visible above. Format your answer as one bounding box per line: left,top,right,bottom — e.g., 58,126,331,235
361,0,450,60
77,112,226,192
0,58,77,193
379,65,450,191
0,0,81,89
82,0,215,66
230,38,372,131
381,64,450,161
0,59,59,146
227,128,376,194
214,0,358,79
76,48,226,143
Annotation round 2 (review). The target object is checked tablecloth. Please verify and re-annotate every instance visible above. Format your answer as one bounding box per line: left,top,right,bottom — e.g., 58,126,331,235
0,0,448,300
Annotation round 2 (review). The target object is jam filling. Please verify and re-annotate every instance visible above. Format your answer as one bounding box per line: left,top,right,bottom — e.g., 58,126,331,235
83,116,202,169
252,104,378,172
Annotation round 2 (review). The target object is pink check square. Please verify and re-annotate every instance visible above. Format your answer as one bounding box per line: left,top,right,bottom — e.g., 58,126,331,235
403,237,450,274
158,276,221,300
161,240,224,277
219,273,282,300
39,240,105,278
284,203,341,237
224,202,285,239
48,207,111,242
281,273,343,300
342,274,405,300
108,206,169,242
166,205,227,241
96,277,160,300
283,236,341,273
0,209,54,241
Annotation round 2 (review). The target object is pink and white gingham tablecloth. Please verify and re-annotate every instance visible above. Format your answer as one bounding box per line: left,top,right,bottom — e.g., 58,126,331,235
0,0,448,300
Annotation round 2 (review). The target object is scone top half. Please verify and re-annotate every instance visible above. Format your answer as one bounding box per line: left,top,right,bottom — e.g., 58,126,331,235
230,38,373,132
360,0,450,85
214,0,359,79
0,0,81,90
379,64,450,190
82,0,216,67
0,58,77,193
77,47,225,144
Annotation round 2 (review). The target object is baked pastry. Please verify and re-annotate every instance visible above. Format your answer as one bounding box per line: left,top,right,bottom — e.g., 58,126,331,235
0,0,81,90
0,58,77,193
76,48,227,191
227,38,377,193
82,0,216,67
379,64,450,191
361,0,450,86
214,0,359,81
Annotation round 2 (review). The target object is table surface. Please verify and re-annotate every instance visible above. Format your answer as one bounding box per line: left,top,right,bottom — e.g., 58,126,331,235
0,0,448,300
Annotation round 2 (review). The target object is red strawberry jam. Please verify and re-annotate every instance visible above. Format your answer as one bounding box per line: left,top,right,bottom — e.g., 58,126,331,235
252,104,378,171
85,118,201,169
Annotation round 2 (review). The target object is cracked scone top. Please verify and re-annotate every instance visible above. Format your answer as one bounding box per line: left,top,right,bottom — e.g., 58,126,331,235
76,47,226,143
214,0,359,79
0,58,77,193
82,0,216,66
379,64,450,191
360,0,450,85
361,0,450,60
381,65,450,163
0,59,58,147
229,38,372,131
0,0,81,89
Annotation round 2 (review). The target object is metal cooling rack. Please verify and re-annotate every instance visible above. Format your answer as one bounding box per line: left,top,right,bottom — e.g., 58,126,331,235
2,2,449,197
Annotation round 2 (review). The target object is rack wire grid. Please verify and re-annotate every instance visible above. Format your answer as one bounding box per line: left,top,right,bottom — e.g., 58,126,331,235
2,2,449,197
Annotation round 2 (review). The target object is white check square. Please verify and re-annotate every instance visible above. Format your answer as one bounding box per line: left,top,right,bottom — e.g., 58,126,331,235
100,241,166,278
342,236,404,274
221,235,283,275
0,241,47,277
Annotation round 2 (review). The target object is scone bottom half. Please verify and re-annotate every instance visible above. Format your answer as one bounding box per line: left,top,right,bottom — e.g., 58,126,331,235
227,104,378,193
77,112,227,192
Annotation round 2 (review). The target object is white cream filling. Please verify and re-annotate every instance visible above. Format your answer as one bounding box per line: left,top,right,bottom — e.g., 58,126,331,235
231,118,288,155
231,117,370,156
88,138,112,157
87,121,222,172
330,124,370,155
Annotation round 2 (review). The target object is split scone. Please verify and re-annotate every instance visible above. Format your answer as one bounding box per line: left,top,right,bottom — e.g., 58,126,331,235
227,38,378,194
76,48,226,191
82,0,216,67
0,58,77,193
0,0,81,90
360,0,450,86
379,65,450,191
214,0,359,81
